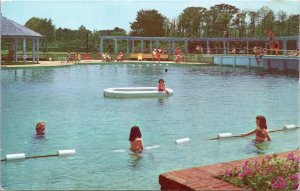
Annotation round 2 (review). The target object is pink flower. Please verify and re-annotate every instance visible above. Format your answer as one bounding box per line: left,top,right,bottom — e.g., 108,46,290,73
288,153,294,160
272,181,279,189
279,180,286,189
292,183,299,190
290,173,300,180
276,176,286,189
238,172,245,178
225,170,231,177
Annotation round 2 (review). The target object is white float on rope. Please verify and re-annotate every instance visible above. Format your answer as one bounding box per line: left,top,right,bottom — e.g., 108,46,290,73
175,137,191,144
145,145,161,150
283,124,298,130
6,153,26,160
217,133,233,139
58,149,76,156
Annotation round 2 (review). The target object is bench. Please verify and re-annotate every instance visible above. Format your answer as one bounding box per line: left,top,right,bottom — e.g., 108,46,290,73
129,53,169,61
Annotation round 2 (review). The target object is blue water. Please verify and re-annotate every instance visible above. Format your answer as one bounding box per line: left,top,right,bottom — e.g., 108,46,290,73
1,63,299,190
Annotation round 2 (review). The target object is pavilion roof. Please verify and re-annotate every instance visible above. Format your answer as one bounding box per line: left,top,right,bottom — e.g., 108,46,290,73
1,16,43,38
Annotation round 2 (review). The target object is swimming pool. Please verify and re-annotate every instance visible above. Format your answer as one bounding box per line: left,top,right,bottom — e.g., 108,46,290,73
1,63,299,190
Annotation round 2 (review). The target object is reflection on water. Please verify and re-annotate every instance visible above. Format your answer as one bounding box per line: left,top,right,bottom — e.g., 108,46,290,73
245,140,270,155
31,135,47,144
157,97,165,105
128,152,143,168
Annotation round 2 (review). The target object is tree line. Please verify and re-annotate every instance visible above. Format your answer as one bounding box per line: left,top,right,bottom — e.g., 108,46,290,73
23,3,299,53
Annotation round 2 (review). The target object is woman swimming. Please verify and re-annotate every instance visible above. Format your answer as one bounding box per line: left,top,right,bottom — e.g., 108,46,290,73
241,115,271,143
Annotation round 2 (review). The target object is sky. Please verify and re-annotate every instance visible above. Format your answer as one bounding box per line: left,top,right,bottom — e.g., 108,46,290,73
1,0,300,32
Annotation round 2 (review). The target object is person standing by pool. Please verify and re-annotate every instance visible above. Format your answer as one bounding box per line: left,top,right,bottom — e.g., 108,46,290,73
175,47,182,63
157,47,162,63
158,79,169,95
129,126,144,153
36,121,46,136
241,115,271,143
152,49,157,63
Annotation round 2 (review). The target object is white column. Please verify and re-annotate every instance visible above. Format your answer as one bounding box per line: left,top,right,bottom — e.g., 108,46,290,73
22,38,26,63
32,38,36,63
14,38,18,62
36,38,40,63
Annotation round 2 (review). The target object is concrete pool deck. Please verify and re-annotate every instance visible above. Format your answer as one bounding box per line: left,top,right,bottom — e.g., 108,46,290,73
0,59,210,68
159,149,299,190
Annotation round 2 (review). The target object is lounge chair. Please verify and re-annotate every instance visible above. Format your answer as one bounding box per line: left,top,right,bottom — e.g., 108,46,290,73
83,54,91,60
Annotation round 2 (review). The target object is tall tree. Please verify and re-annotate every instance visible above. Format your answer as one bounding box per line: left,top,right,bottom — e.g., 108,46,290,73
129,9,166,37
177,7,207,38
286,14,299,36
209,4,239,37
25,17,55,43
247,11,258,37
257,6,275,36
232,11,247,37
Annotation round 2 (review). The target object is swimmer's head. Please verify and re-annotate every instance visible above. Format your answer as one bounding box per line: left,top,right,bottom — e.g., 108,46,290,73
36,122,46,135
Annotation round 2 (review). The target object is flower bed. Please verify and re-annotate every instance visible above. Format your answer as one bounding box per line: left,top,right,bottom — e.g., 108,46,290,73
217,153,299,190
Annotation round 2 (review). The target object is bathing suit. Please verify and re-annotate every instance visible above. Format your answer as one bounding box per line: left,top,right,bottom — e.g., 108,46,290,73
255,129,265,139
158,83,166,91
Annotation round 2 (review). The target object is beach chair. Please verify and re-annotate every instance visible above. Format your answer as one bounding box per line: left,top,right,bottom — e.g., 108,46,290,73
137,53,143,61
83,54,91,60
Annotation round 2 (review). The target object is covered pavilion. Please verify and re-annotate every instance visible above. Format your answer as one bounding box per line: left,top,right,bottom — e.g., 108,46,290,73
99,36,299,55
1,16,43,63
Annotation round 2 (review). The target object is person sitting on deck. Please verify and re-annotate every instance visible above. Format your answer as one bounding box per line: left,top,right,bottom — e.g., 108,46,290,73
67,51,73,63
116,52,124,62
254,47,265,66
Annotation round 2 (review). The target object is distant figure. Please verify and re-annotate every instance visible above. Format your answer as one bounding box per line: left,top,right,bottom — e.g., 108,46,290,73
165,68,168,72
116,52,124,62
274,40,279,56
231,46,236,54
255,47,264,66
175,47,182,63
36,122,46,136
241,115,271,143
269,30,274,54
76,52,81,62
268,30,274,43
157,47,162,63
129,126,144,153
158,79,169,95
67,51,72,63
152,49,157,63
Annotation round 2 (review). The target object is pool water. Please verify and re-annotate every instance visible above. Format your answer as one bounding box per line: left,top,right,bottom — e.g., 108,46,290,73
1,63,299,190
